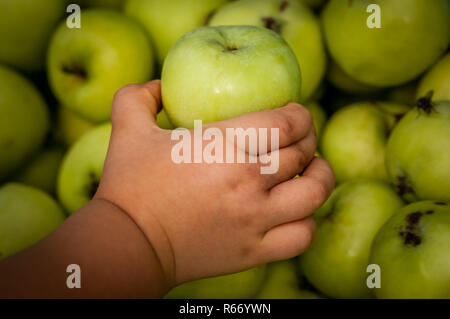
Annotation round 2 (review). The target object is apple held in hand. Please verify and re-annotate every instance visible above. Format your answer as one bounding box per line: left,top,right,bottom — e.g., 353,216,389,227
209,0,326,102
299,180,404,298
57,123,111,214
0,65,50,182
47,10,154,123
0,183,65,260
320,102,410,183
370,201,450,299
125,0,228,64
165,265,267,299
161,25,301,128
0,0,66,72
386,99,450,203
322,0,449,87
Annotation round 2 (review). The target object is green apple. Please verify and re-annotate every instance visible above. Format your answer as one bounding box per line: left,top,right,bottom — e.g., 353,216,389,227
156,109,175,130
322,0,449,87
78,0,124,10
387,81,418,107
321,102,411,183
370,201,450,299
14,147,65,196
299,180,404,298
55,106,97,146
125,0,228,64
0,65,50,182
0,0,66,72
304,102,326,141
417,53,450,102
327,59,381,95
209,0,326,102
386,99,450,202
161,25,301,128
296,0,324,9
165,265,267,299
47,10,154,123
0,183,65,260
256,260,321,299
57,123,111,213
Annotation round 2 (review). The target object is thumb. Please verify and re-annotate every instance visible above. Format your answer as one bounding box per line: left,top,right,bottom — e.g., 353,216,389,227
111,80,162,129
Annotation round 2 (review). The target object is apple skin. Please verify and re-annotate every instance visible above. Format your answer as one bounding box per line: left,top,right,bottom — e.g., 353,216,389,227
322,0,449,87
78,0,124,10
57,123,111,213
156,109,175,130
386,100,450,203
417,53,450,101
165,265,267,299
0,0,66,72
125,0,228,64
320,101,411,184
299,180,404,298
14,147,65,196
55,106,97,146
161,25,301,128
256,260,321,299
0,183,65,261
209,0,326,102
297,0,324,9
304,102,326,142
387,82,418,107
370,201,450,299
47,10,154,123
0,65,50,182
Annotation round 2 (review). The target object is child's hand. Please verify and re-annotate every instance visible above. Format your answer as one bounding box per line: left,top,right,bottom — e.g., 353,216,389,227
95,80,335,288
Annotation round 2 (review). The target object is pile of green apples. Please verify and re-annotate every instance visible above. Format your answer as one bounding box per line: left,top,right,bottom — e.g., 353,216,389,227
0,0,449,299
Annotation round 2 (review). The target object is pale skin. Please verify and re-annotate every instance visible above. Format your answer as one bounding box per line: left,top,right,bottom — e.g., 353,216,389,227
0,81,334,298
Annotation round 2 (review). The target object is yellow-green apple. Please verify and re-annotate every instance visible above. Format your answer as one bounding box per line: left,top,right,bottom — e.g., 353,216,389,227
387,81,418,107
57,123,111,213
165,265,267,299
0,65,50,182
209,0,326,102
370,201,450,299
299,180,404,298
386,98,450,202
14,147,65,196
256,260,321,299
0,0,66,72
417,53,450,101
296,0,324,9
156,109,175,130
322,0,449,87
55,106,97,146
124,0,228,64
47,10,154,122
161,25,301,128
0,183,65,260
321,101,410,183
77,0,124,10
304,102,326,141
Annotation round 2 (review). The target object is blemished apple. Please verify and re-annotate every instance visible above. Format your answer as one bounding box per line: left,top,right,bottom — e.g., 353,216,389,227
156,109,175,130
47,10,154,123
256,260,321,299
322,0,449,87
57,123,111,213
0,183,65,261
165,265,267,299
0,0,66,72
326,59,381,95
0,65,50,182
417,53,450,101
320,101,411,183
55,106,97,146
14,147,65,196
299,180,404,298
386,98,450,203
209,0,326,102
125,0,228,64
161,25,301,128
370,201,450,299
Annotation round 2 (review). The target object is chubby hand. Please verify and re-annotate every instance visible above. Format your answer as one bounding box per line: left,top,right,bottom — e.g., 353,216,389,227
95,80,335,289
